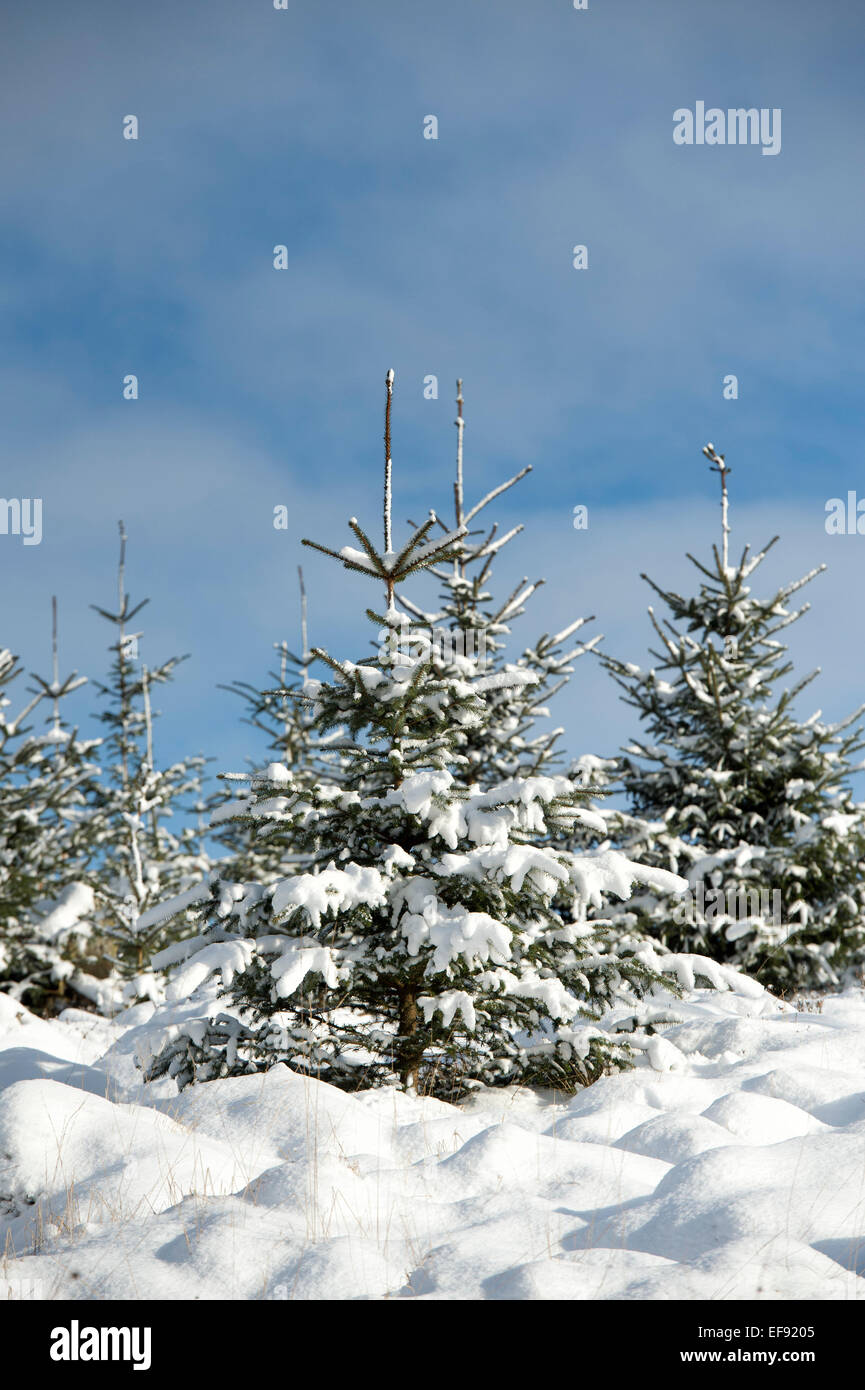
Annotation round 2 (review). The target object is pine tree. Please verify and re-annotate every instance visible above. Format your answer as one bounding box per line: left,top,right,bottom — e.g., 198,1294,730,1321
86,523,210,1004
601,443,865,991
144,377,752,1099
0,602,104,1012
210,567,341,885
395,380,602,788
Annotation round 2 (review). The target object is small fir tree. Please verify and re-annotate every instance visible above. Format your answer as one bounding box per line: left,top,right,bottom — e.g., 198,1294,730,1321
144,377,753,1099
601,444,865,991
395,380,602,788
86,523,210,1003
211,567,341,885
0,602,104,1012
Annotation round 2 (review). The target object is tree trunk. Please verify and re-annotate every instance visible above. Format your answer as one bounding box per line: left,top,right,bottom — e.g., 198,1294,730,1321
397,984,421,1091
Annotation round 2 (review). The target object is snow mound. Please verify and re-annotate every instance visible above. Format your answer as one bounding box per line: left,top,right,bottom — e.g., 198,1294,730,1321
0,1077,252,1250
1,986,864,1299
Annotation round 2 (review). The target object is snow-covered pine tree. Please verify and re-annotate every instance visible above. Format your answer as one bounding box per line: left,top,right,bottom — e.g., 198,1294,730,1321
86,523,210,1004
601,443,865,991
210,566,341,885
0,601,104,1012
395,380,602,790
143,375,753,1100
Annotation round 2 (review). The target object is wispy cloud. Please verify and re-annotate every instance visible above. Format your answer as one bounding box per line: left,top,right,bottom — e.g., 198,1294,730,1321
1,0,863,784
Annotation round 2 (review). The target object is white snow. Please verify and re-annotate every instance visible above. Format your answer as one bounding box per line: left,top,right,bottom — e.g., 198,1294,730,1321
272,863,389,928
338,546,378,573
33,882,95,940
1,985,865,1300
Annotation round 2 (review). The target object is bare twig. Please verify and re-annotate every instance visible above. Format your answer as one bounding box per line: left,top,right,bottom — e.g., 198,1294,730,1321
454,379,465,529
702,443,731,570
384,370,394,556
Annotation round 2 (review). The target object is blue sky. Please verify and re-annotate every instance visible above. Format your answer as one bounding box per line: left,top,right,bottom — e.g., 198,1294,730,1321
1,0,864,788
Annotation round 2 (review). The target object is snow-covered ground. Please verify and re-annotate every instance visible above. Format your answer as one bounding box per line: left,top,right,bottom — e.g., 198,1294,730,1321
1,986,864,1300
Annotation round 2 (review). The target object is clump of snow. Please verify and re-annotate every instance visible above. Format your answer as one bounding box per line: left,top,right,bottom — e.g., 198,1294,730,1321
1,984,865,1299
33,883,95,940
